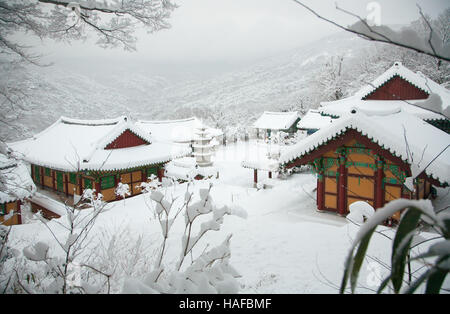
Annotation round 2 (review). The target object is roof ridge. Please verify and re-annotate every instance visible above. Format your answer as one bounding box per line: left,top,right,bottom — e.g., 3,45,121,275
137,117,198,124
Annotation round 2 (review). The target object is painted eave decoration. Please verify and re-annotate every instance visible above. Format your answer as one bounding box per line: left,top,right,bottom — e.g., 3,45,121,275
8,116,192,173
280,110,450,187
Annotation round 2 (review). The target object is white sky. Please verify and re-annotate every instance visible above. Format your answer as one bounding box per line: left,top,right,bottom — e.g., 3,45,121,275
16,0,450,78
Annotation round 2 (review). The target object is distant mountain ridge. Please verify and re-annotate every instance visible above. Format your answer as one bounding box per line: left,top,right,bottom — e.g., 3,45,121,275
4,29,444,141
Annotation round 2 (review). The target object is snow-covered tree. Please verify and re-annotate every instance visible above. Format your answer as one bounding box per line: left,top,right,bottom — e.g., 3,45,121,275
1,189,109,293
122,183,247,294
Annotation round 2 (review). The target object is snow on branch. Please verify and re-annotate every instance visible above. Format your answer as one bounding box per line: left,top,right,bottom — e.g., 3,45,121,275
291,0,450,62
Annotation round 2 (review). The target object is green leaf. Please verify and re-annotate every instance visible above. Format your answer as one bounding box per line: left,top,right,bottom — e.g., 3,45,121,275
404,268,431,294
377,274,391,294
391,207,422,293
425,268,447,294
350,227,376,293
425,256,449,294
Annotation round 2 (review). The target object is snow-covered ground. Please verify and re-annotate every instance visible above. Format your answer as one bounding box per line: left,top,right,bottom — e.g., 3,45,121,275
7,141,449,293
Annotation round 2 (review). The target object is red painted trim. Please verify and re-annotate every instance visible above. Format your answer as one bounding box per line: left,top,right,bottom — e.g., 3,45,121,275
317,169,324,211
375,160,384,209
347,195,375,202
338,156,347,216
78,176,83,198
254,169,258,184
157,167,164,182
115,175,120,201
363,75,429,101
285,129,411,175
417,172,445,187
95,180,101,198
105,129,149,149
40,167,44,186
52,170,56,191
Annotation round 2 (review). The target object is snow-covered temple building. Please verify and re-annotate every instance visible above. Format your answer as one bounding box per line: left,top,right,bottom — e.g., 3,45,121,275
8,116,191,202
297,109,335,135
319,61,450,133
0,154,36,225
279,109,450,220
135,117,223,146
253,111,300,139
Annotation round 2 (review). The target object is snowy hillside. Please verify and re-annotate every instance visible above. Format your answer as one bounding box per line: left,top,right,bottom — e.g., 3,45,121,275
3,30,448,141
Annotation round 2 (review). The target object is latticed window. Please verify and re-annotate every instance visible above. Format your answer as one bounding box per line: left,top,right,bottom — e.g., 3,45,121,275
44,167,51,176
69,173,77,184
0,203,6,216
34,165,41,182
101,175,115,189
147,167,158,178
56,172,64,191
84,178,93,189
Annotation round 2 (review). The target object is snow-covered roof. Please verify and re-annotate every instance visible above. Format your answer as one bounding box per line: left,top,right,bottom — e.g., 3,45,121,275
0,154,36,204
297,109,334,130
136,117,223,143
241,158,280,172
280,109,450,186
253,111,299,130
320,98,446,121
241,143,282,171
165,157,217,181
320,62,450,120
8,116,191,172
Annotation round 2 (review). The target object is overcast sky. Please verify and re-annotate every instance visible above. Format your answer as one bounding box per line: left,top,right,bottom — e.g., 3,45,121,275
18,0,450,78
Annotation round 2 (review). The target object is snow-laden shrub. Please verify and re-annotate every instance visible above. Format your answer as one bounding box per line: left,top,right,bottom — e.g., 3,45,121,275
122,183,246,294
115,182,130,199
2,190,109,294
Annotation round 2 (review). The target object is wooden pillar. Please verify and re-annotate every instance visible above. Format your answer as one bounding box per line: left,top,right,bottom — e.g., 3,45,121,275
157,167,163,182
375,158,385,209
415,179,420,200
338,154,347,216
115,174,120,200
78,175,83,198
317,170,324,211
268,171,272,179
31,165,35,183
95,179,101,198
254,169,258,184
17,200,22,225
64,174,69,197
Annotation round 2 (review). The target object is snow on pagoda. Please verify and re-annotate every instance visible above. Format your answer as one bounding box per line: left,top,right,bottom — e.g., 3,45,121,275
193,124,214,167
